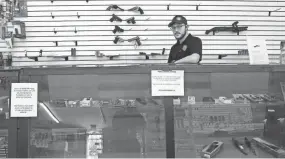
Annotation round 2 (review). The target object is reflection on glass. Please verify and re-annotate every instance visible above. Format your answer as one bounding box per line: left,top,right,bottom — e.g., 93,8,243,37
0,73,18,158
0,96,8,158
28,74,168,158
24,71,285,158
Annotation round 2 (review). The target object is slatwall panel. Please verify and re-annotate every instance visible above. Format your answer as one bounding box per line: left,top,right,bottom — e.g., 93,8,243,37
1,0,284,67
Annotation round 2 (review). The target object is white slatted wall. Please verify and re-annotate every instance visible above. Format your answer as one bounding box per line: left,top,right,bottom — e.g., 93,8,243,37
1,0,284,67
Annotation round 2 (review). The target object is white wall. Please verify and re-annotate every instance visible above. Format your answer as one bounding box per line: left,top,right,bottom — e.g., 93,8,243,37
1,0,284,67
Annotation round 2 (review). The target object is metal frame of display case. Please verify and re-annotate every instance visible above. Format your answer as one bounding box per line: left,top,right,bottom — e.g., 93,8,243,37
0,69,21,158
4,64,285,158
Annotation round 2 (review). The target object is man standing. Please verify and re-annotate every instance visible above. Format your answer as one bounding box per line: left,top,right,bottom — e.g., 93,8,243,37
168,15,202,64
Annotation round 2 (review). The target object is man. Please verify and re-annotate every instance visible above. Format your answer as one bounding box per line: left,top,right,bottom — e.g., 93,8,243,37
167,15,202,64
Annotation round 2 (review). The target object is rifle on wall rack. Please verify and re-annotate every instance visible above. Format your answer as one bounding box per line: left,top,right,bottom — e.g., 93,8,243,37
205,21,248,35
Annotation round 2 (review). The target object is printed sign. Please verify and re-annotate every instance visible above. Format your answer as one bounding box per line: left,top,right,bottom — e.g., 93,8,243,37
151,70,184,96
247,36,269,65
10,83,38,117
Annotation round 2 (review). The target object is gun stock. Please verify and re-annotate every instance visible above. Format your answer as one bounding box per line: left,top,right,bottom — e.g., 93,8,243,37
205,29,213,35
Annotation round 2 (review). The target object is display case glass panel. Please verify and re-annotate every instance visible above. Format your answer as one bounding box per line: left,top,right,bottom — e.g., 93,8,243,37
21,66,285,158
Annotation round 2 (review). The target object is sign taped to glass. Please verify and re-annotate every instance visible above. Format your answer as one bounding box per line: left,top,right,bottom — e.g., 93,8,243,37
10,83,38,117
151,70,184,96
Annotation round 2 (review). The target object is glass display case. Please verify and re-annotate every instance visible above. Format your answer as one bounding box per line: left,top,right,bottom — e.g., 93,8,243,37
5,65,285,158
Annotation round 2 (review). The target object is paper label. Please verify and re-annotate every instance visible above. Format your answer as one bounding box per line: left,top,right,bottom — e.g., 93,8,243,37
10,83,38,117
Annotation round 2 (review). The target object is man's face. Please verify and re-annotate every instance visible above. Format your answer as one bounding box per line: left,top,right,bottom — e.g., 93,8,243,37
170,23,187,40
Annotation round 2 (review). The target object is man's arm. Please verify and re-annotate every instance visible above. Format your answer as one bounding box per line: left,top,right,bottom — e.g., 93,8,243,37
174,53,200,64
175,38,202,64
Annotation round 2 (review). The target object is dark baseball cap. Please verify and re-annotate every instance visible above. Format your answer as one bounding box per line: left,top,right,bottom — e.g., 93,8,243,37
168,15,188,27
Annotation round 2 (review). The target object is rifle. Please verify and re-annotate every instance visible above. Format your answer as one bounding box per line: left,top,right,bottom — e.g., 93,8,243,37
110,14,122,22
128,36,141,46
126,17,136,24
112,25,124,34
113,36,125,44
205,21,248,35
106,5,124,11
128,6,144,15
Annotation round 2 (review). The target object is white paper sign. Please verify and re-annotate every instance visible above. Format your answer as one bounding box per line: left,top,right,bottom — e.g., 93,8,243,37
247,36,269,65
10,83,38,117
151,70,184,96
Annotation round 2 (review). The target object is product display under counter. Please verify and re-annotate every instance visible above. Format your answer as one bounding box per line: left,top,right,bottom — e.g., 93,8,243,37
5,65,285,158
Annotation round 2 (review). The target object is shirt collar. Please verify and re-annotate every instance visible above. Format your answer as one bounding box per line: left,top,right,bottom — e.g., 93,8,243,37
176,33,191,45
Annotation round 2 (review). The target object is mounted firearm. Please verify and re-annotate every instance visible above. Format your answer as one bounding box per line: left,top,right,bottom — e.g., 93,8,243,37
110,14,123,22
126,17,136,24
205,21,248,35
106,5,124,11
113,36,125,44
112,25,124,34
128,6,144,14
128,36,141,46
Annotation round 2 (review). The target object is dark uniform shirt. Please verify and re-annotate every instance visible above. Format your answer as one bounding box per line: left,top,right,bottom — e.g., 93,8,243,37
168,34,202,63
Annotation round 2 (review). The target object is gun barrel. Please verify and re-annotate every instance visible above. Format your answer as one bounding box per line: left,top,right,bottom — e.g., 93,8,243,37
128,36,139,42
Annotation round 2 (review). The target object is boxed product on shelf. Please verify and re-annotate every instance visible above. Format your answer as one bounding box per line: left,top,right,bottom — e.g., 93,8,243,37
232,94,248,103
256,94,276,102
243,94,264,103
